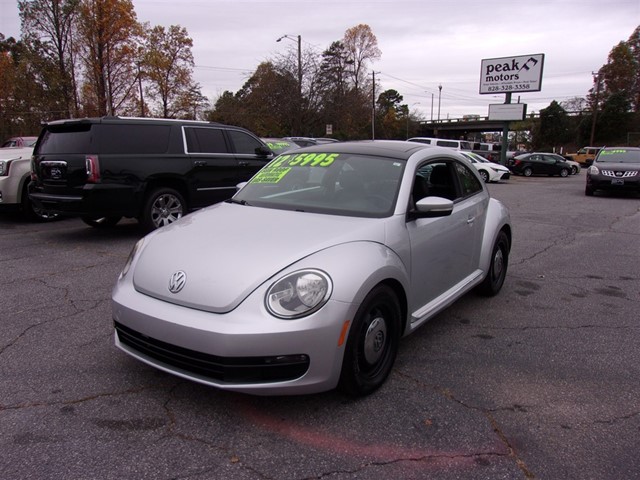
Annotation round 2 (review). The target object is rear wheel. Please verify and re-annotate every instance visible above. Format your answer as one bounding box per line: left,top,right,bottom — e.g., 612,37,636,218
81,216,122,228
140,187,186,231
338,285,401,396
560,168,569,177
523,167,533,177
477,231,509,296
22,186,59,222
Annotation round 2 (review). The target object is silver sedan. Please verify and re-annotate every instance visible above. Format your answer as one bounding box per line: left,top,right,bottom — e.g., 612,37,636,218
112,141,512,396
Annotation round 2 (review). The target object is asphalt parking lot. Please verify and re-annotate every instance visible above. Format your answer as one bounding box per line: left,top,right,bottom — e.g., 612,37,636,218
1,173,638,480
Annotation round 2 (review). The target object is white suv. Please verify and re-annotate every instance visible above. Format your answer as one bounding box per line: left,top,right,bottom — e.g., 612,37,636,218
0,143,58,221
407,137,473,151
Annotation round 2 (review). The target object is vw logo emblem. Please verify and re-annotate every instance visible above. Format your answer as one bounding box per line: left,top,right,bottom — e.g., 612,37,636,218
168,271,187,294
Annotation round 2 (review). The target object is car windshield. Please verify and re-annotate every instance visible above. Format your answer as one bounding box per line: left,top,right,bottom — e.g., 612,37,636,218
596,149,640,163
262,139,300,154
233,152,406,218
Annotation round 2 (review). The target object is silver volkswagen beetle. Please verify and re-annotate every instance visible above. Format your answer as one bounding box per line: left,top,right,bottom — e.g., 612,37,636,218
112,141,511,396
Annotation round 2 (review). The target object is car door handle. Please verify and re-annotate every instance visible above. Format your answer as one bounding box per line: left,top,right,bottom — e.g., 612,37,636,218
194,160,207,167
238,161,249,166
467,216,476,225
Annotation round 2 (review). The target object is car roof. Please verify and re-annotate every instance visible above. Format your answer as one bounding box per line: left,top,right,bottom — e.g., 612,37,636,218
291,140,430,161
44,116,226,128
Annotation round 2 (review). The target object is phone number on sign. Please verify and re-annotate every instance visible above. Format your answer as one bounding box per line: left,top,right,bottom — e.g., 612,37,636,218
486,84,531,92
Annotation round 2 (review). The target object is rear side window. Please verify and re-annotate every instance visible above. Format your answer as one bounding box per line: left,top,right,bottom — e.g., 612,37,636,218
36,123,172,154
228,130,263,155
98,124,171,154
185,127,228,153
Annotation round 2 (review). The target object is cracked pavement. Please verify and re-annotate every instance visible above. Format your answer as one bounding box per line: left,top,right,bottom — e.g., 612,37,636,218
1,174,639,479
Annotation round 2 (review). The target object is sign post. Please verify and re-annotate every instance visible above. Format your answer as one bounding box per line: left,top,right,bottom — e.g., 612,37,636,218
480,54,544,164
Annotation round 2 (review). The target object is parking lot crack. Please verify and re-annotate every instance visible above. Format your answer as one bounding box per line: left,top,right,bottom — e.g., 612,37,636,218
395,370,536,478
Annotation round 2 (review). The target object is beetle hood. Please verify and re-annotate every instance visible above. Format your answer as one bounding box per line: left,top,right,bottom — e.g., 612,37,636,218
132,202,385,313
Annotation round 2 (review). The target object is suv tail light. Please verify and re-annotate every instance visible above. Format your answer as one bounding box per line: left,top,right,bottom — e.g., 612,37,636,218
86,155,100,183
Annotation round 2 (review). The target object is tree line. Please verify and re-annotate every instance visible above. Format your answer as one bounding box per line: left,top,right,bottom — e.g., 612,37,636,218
1,1,638,150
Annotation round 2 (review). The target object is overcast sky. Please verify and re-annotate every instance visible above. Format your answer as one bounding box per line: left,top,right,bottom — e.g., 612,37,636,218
1,0,638,119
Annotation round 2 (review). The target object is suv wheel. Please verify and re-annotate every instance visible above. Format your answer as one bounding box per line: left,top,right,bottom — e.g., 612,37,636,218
81,216,122,228
141,187,186,231
22,187,59,222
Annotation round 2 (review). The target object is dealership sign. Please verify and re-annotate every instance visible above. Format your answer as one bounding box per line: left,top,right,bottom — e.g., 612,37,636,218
479,54,545,94
488,103,527,121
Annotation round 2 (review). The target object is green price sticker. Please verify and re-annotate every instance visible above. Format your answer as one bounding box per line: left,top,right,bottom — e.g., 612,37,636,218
251,167,291,184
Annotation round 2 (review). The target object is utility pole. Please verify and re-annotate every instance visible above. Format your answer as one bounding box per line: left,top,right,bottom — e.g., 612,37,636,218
372,71,377,139
277,34,303,135
590,72,602,146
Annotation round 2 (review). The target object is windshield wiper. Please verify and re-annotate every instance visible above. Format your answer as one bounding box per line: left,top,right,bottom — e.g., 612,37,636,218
225,198,251,206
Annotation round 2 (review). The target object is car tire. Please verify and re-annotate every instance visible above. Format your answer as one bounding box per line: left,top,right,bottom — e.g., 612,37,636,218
523,167,533,177
477,230,509,297
571,166,578,175
22,185,59,222
338,284,401,397
140,187,186,231
479,170,490,183
560,168,569,177
81,216,122,228
585,185,595,196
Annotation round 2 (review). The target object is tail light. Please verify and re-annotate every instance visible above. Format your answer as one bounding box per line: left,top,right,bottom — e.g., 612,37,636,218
514,159,521,166
86,155,100,183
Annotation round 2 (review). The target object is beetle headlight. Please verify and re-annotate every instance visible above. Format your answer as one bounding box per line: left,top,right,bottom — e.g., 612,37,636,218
266,269,332,319
119,238,145,280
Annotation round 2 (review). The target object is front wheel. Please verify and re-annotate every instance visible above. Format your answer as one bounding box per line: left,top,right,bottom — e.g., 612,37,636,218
140,187,186,231
338,285,401,397
477,230,509,296
479,170,490,183
571,166,578,175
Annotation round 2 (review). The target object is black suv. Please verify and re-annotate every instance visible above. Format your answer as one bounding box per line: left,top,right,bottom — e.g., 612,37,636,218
29,117,273,230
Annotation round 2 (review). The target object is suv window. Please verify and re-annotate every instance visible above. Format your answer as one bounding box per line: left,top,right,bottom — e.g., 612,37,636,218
228,130,263,155
99,125,171,154
185,127,228,154
37,124,93,154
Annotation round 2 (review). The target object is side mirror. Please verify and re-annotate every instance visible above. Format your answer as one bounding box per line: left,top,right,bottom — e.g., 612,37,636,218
255,145,274,158
412,196,454,218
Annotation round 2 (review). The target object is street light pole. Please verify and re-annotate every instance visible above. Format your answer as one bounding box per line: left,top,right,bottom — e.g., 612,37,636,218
437,85,442,123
